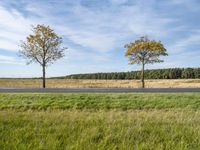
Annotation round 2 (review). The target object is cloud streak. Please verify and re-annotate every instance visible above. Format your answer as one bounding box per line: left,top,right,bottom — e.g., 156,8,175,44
0,55,24,65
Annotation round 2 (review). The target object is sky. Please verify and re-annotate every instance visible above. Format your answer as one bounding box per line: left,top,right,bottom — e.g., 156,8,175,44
0,0,200,77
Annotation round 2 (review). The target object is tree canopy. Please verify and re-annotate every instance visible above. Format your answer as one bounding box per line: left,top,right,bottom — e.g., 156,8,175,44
125,36,168,65
20,24,67,66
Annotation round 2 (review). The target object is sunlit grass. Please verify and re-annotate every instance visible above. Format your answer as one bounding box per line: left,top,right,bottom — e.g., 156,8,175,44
1,93,200,149
1,110,200,149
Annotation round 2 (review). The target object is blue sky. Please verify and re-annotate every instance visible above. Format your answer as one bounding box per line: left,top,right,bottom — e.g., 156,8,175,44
0,0,200,77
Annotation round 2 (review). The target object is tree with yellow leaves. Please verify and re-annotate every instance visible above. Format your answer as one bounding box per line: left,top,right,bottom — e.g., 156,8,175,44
20,24,67,88
125,36,168,88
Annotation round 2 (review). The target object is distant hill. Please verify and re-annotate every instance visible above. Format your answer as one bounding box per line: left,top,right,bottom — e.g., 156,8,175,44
57,68,200,80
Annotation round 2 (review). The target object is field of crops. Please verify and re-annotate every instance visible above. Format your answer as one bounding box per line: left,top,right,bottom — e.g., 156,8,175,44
1,93,200,149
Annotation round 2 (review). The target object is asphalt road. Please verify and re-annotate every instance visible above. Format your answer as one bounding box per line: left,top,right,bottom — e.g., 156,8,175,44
0,88,200,93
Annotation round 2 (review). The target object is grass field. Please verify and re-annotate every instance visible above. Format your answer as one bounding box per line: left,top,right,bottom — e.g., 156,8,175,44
1,93,200,149
1,93,200,110
0,78,200,88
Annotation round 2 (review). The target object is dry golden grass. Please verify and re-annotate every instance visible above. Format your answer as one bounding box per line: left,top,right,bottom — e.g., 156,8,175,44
0,79,200,88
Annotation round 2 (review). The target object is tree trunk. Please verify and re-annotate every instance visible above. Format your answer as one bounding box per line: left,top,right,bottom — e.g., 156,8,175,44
42,65,46,88
141,62,145,88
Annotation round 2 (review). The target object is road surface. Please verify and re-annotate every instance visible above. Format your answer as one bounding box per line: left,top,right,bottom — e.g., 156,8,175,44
0,88,199,93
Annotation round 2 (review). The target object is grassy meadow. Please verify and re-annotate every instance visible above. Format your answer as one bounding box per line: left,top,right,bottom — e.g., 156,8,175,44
1,93,200,149
0,78,200,88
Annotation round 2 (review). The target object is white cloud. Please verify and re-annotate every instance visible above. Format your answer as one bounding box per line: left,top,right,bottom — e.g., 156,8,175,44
52,1,175,53
167,30,200,54
0,0,175,54
0,55,24,65
0,6,37,51
66,47,111,62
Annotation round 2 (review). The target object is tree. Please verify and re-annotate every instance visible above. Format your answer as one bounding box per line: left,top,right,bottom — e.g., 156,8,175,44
19,24,67,88
124,36,168,88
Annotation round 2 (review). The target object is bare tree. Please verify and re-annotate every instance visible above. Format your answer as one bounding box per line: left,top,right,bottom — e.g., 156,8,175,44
19,24,67,88
125,36,168,88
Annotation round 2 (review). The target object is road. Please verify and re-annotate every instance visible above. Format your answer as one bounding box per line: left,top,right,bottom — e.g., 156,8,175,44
0,88,200,93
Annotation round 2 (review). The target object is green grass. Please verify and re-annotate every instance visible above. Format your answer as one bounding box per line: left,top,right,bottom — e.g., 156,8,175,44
1,93,200,149
0,93,200,110
1,110,200,150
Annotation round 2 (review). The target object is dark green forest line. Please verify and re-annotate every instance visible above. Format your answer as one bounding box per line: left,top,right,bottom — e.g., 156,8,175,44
60,68,200,80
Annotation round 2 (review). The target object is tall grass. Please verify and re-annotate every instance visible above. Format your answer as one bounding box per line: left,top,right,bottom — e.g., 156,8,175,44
1,110,200,149
1,93,200,149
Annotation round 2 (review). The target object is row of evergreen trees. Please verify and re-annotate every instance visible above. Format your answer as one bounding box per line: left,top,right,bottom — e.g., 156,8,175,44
63,68,200,80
